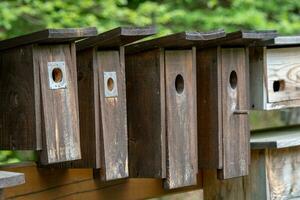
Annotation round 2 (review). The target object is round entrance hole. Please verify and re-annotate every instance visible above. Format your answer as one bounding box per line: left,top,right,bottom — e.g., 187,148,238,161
229,71,237,89
52,68,63,83
107,77,114,91
175,74,184,94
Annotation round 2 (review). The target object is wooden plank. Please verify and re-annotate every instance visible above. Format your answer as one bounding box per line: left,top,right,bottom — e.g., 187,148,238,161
251,125,300,149
126,29,226,54
197,47,223,169
77,27,156,51
125,49,166,178
0,163,201,200
266,47,300,102
164,50,198,189
34,44,81,164
202,150,267,200
148,190,203,200
220,48,249,179
0,28,97,51
0,171,25,189
265,36,300,47
265,146,300,199
95,50,128,180
249,47,267,110
0,45,37,150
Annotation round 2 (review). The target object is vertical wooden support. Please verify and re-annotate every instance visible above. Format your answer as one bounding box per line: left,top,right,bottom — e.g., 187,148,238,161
0,28,97,164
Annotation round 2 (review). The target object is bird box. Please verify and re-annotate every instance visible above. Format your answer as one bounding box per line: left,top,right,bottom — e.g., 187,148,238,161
0,28,97,164
63,27,155,181
251,126,300,199
125,30,225,189
249,36,300,110
197,30,277,179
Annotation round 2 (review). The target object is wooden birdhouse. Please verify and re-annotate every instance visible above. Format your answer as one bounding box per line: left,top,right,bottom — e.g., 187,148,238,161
251,126,300,199
197,30,277,179
0,28,97,164
64,27,155,181
125,30,225,189
249,36,300,110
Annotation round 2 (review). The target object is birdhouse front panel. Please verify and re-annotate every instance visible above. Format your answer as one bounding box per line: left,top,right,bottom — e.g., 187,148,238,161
95,50,128,180
164,50,197,189
33,43,81,165
220,48,249,179
266,47,300,103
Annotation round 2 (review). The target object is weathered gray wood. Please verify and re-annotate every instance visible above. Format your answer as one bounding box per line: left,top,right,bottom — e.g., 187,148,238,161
34,44,81,164
0,28,97,51
219,48,249,179
126,49,166,179
164,50,197,189
202,150,267,200
266,47,300,102
264,147,300,199
95,50,128,180
265,36,300,46
0,171,25,189
251,125,300,149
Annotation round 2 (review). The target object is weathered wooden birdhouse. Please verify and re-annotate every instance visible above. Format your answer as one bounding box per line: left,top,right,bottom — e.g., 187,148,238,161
250,36,300,110
251,126,300,199
125,30,226,189
67,27,155,181
196,30,277,179
0,28,97,164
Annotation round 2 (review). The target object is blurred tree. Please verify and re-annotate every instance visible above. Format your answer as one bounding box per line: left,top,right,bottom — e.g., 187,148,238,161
0,0,300,40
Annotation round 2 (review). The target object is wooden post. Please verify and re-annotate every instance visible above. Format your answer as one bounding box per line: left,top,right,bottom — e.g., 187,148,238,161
0,28,97,164
249,36,300,110
125,30,225,189
196,30,277,179
54,27,156,182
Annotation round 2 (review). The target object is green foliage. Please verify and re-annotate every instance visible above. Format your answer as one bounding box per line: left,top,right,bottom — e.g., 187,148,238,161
0,0,300,40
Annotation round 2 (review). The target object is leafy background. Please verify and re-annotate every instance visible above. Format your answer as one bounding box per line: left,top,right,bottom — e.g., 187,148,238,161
0,0,300,164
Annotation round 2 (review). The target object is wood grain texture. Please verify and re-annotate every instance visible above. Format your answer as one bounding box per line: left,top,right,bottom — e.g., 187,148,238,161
0,28,97,51
249,46,300,110
266,47,300,102
77,26,156,51
34,44,81,164
265,146,300,199
126,49,166,178
219,48,249,179
164,50,198,189
0,45,38,150
0,163,201,200
202,150,267,200
197,47,223,169
95,50,128,180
